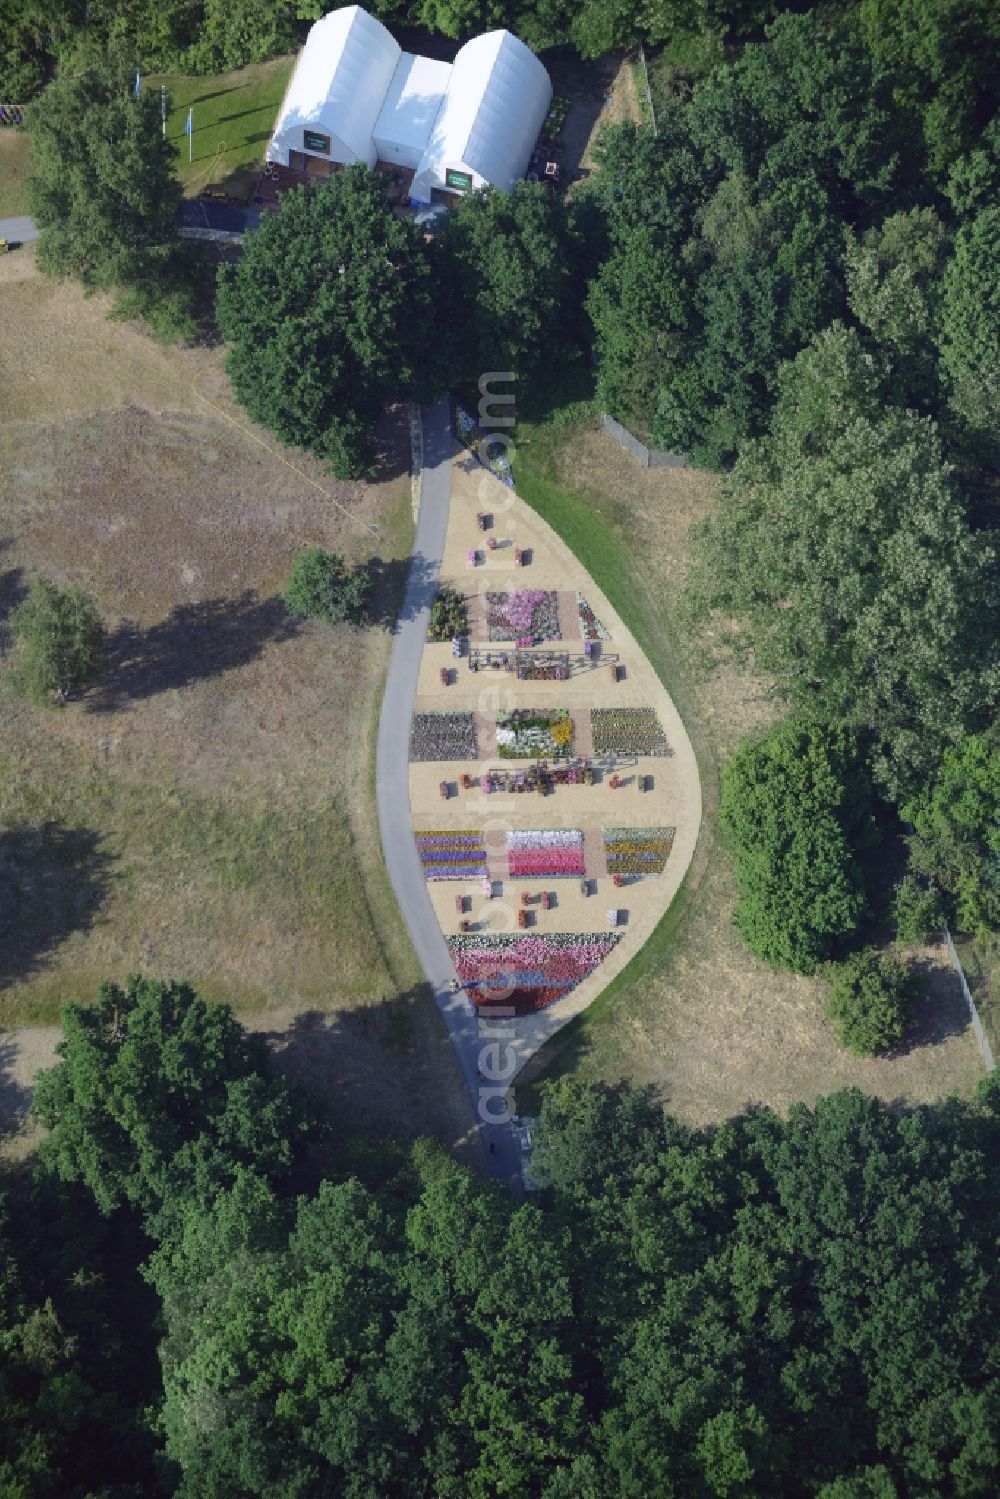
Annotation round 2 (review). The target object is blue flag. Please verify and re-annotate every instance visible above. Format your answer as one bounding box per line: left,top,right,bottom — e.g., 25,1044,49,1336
134,72,141,98
185,107,193,136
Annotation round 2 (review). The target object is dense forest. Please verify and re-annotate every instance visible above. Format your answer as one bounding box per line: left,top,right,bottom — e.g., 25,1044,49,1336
2,977,998,1495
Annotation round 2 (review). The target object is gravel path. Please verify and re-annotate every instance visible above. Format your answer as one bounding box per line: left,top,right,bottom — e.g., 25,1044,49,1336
376,401,524,1194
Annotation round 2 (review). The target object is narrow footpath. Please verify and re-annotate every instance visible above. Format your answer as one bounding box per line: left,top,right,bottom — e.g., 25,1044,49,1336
376,400,523,1193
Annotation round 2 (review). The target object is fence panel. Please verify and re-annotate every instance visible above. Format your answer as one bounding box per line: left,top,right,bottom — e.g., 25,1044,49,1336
601,412,689,471
942,927,995,1072
637,47,657,137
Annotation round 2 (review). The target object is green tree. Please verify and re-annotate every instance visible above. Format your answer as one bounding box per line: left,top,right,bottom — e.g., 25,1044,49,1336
686,325,1000,797
26,50,181,287
217,168,435,478
31,976,319,1216
939,206,1000,443
859,0,1000,175
902,727,1000,937
9,575,105,704
436,183,576,403
283,547,369,626
845,207,951,403
826,948,918,1055
719,720,870,973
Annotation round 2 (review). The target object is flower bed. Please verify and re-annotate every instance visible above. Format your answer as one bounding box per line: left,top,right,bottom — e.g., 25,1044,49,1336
496,709,574,759
427,589,468,642
591,707,670,757
454,403,514,488
485,590,561,642
507,829,584,879
410,712,478,761
576,593,611,641
448,931,621,1013
603,826,675,876
416,831,487,880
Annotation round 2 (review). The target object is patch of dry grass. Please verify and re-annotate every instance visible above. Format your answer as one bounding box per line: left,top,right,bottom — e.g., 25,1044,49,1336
0,256,470,1155
514,421,986,1120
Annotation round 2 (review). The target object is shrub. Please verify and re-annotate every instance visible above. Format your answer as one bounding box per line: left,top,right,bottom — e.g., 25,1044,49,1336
9,576,105,703
283,548,368,626
826,949,918,1056
720,720,870,974
892,875,946,943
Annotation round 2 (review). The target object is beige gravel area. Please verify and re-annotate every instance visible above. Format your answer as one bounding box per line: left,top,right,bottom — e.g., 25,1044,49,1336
408,452,702,1069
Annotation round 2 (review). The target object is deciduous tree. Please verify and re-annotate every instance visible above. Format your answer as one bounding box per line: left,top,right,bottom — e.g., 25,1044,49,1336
217,168,436,478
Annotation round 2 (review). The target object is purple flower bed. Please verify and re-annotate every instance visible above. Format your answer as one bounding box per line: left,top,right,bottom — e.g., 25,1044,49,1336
485,591,561,642
416,831,488,880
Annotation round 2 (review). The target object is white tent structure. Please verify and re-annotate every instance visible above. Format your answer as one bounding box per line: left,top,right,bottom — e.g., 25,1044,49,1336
269,6,402,171
267,6,552,200
410,31,552,203
373,53,453,169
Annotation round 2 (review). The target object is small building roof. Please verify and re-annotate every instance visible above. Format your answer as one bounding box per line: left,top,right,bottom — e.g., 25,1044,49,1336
374,52,452,156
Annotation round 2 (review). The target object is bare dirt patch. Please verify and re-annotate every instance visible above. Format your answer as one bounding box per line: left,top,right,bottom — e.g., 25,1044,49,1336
516,422,985,1118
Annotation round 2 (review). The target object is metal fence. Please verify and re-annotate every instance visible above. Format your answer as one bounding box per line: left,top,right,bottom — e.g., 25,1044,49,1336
637,47,657,137
601,413,689,470
942,927,995,1072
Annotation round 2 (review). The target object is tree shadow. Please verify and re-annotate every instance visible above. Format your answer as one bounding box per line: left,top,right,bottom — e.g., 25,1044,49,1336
0,537,27,652
0,1034,33,1144
256,985,474,1172
0,824,115,990
361,552,439,629
87,593,299,713
889,951,974,1060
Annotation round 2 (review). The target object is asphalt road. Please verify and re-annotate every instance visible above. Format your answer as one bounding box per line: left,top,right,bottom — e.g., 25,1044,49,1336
1,203,259,242
375,400,524,1195
0,215,39,244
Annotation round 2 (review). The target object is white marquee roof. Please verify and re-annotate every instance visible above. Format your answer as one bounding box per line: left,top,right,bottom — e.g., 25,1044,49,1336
271,6,401,166
412,30,552,196
374,52,452,156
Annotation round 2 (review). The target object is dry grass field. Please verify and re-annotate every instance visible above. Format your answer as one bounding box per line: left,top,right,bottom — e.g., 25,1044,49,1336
514,420,986,1124
0,248,471,1157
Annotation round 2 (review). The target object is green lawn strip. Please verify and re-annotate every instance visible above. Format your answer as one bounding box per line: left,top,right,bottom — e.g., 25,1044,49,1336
0,130,31,218
144,53,295,201
512,420,719,1094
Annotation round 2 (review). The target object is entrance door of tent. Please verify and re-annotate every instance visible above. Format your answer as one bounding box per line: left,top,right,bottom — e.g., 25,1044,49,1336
288,150,334,176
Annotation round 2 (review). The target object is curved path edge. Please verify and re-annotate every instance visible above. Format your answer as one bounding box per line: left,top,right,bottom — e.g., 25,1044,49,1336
376,401,523,1190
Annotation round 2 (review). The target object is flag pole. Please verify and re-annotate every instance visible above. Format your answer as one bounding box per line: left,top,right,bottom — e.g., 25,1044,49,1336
188,107,193,165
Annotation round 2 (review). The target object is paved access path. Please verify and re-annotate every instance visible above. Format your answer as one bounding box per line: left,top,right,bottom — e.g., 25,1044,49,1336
376,400,523,1194
0,216,38,244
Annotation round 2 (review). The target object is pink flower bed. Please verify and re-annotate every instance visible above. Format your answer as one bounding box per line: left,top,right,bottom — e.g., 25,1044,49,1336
507,829,585,879
448,931,621,1013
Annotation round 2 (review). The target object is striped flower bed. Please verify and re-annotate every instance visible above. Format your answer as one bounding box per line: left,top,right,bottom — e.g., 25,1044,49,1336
449,931,621,1013
591,707,670,757
416,831,488,881
603,826,675,876
507,828,585,879
410,712,478,761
